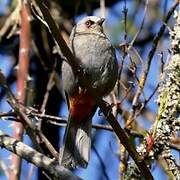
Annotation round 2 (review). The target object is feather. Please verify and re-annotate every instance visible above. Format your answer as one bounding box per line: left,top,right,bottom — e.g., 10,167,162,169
60,113,92,168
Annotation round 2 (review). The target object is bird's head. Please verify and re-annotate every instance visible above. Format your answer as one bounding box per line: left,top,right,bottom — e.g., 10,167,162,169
75,16,105,35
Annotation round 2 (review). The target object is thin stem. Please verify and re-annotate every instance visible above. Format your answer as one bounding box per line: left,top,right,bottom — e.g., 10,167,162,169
10,0,31,179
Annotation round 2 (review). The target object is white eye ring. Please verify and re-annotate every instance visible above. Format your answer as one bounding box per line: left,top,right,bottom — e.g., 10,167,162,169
85,20,94,27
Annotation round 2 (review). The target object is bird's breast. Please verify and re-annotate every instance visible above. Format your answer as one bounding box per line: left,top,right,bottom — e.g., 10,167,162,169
62,33,118,97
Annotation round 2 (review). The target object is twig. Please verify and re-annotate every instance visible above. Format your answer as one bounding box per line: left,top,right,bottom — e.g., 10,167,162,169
0,0,21,39
40,69,55,113
10,0,31,178
0,131,81,180
125,84,159,128
38,67,56,130
1,111,179,152
0,111,117,132
123,0,128,42
144,84,159,106
170,144,180,152
131,51,165,118
126,0,179,128
119,144,128,179
127,0,149,51
119,18,149,175
159,52,165,74
33,1,153,179
0,71,59,159
117,0,128,96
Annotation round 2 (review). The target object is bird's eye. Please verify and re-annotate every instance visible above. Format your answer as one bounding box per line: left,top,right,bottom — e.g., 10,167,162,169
85,20,94,27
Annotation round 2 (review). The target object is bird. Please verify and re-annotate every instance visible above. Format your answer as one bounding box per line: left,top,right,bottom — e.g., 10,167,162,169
60,16,118,168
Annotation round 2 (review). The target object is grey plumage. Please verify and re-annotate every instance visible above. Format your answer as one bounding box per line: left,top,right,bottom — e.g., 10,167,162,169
60,104,97,168
60,16,118,168
59,114,92,168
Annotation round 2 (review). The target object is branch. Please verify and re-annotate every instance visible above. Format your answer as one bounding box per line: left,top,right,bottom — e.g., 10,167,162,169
0,0,21,39
0,71,59,159
0,131,81,180
10,0,31,178
0,111,138,134
33,1,153,179
136,9,180,178
1,111,179,151
126,0,179,127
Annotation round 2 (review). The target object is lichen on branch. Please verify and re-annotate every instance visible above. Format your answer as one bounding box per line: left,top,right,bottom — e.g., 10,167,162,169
138,10,180,178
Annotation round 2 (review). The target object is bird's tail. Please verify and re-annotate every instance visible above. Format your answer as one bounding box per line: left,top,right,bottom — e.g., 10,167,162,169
60,113,92,168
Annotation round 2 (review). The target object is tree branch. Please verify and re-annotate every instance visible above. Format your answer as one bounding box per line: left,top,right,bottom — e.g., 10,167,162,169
0,71,59,159
0,131,81,180
126,0,179,128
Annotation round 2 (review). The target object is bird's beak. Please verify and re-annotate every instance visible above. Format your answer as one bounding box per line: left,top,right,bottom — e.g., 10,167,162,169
97,18,105,26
